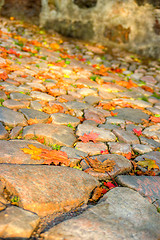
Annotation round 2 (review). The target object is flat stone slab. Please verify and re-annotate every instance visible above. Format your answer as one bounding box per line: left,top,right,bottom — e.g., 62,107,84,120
51,113,80,127
0,165,98,216
113,108,149,123
19,108,49,123
0,206,40,239
42,188,160,240
0,107,27,127
0,122,8,139
81,154,132,180
30,91,55,101
75,142,107,155
113,129,139,144
10,92,32,100
76,124,116,142
0,140,51,164
108,142,131,154
22,123,76,147
116,176,160,208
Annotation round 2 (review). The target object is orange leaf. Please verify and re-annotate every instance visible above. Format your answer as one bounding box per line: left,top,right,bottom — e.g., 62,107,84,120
90,187,107,202
124,152,132,160
141,85,154,93
43,104,64,114
41,149,70,166
79,131,99,143
110,111,118,117
149,116,160,123
27,118,39,125
0,71,8,80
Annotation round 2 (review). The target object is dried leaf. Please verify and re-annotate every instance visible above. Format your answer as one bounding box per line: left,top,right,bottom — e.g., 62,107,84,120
85,156,115,173
43,104,64,114
137,158,159,171
90,187,107,202
27,118,39,125
149,116,160,123
79,131,99,143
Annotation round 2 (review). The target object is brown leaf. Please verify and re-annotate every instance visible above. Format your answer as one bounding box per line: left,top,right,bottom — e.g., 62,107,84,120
85,156,115,173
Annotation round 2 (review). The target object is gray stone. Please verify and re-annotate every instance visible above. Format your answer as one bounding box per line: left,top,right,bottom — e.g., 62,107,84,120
22,123,76,147
112,108,149,123
3,99,29,109
0,122,8,139
0,206,40,238
30,91,55,101
0,140,51,164
76,124,116,142
142,124,160,142
108,142,131,154
98,123,120,130
83,95,101,105
0,107,27,127
113,129,139,144
0,164,98,216
75,142,107,155
81,154,132,180
19,108,49,123
30,100,43,110
140,136,160,149
9,126,23,139
42,188,160,240
106,117,125,125
61,146,87,164
10,92,32,100
116,175,160,208
0,91,7,100
51,113,80,127
132,144,153,154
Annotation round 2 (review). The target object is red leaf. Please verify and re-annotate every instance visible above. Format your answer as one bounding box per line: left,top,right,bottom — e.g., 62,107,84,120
79,131,99,143
103,182,116,189
133,128,142,136
124,152,132,160
100,149,109,155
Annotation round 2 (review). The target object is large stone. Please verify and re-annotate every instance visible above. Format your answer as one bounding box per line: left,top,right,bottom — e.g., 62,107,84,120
0,107,27,127
0,206,40,239
42,187,160,240
0,164,98,216
0,140,51,164
22,123,76,147
116,175,160,208
19,108,49,123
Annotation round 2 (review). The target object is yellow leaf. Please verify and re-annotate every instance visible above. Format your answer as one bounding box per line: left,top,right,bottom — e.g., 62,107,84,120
137,158,159,171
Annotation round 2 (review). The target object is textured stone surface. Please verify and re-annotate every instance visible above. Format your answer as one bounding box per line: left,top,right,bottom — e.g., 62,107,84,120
75,142,107,155
19,108,49,123
0,122,8,139
116,175,160,208
0,206,40,238
42,188,160,240
51,113,80,127
0,140,51,164
0,107,27,127
0,165,98,216
113,129,139,144
22,123,76,147
81,154,132,180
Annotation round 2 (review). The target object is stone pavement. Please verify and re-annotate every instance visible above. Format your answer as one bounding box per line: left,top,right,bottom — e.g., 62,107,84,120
0,17,159,239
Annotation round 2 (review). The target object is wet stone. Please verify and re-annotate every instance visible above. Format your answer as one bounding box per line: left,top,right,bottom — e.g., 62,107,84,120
0,165,98,216
19,108,49,123
76,124,116,142
10,92,32,101
132,144,153,154
0,107,27,127
113,129,139,144
0,122,8,139
42,188,160,240
30,91,55,101
3,99,29,109
116,176,160,208
108,142,131,154
0,206,40,238
22,123,76,147
112,108,149,123
75,142,107,155
51,113,80,127
81,154,132,180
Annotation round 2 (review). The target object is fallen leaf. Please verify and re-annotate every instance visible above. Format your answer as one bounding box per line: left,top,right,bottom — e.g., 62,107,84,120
79,131,99,143
100,149,109,155
27,118,39,125
90,187,107,202
110,111,118,117
149,116,160,123
21,144,42,160
137,158,159,171
103,181,116,189
43,104,64,114
84,156,115,173
123,152,132,160
133,128,142,136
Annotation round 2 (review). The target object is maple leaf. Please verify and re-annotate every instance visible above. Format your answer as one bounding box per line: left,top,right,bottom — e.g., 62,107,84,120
149,116,160,123
41,149,70,166
123,152,132,160
133,128,142,136
84,157,115,173
21,144,42,160
43,104,64,114
90,186,107,202
78,131,99,143
100,149,109,155
110,111,118,117
137,158,159,171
